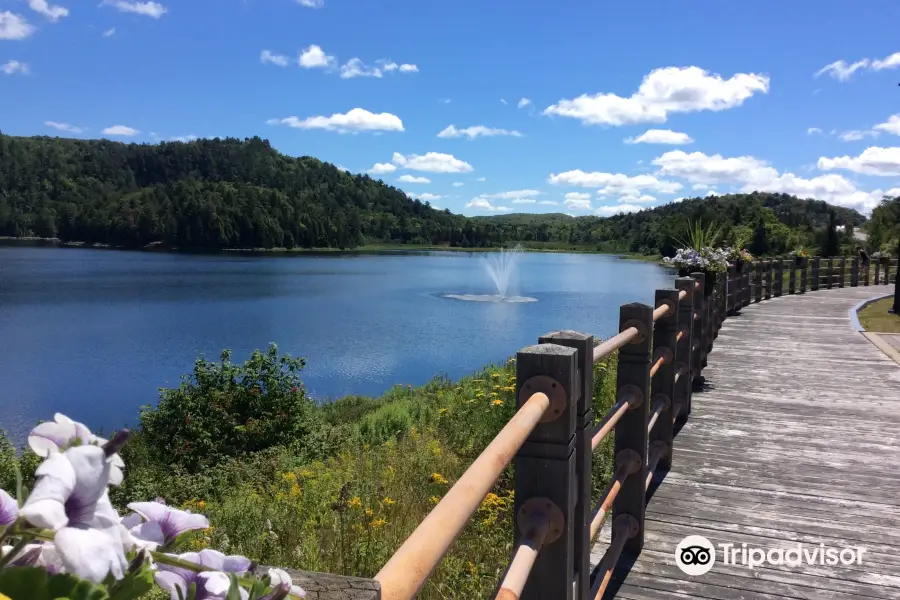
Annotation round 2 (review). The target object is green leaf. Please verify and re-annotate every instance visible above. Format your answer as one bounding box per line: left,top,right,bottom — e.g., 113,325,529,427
225,573,243,600
0,567,109,600
107,561,154,600
13,465,24,508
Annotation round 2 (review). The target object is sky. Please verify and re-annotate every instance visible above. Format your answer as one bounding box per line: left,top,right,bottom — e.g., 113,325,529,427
3,1,900,217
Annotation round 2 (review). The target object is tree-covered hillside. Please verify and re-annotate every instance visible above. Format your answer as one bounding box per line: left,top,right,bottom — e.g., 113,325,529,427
0,133,875,255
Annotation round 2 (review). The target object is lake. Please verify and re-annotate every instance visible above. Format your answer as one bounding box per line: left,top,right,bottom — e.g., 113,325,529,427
0,246,672,444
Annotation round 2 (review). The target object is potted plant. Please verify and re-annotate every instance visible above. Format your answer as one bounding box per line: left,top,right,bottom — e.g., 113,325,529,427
724,247,754,271
663,247,729,297
791,247,810,267
873,250,892,266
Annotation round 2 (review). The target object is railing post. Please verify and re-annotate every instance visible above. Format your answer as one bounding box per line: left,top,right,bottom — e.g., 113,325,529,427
673,278,694,425
537,331,593,600
717,272,726,335
789,261,796,294
514,343,579,600
875,260,882,285
826,258,834,289
840,257,846,288
753,261,762,303
863,260,870,286
811,257,820,291
726,264,737,315
690,273,706,390
774,260,784,297
765,260,773,300
612,303,653,557
851,257,859,287
799,260,808,293
742,264,751,307
651,290,678,470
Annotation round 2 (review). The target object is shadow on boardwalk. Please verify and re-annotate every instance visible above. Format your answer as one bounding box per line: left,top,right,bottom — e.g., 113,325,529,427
593,286,900,600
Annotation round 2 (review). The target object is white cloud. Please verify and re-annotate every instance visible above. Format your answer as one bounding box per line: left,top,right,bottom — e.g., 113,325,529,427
466,197,511,212
399,63,418,73
815,59,869,81
170,134,198,142
107,1,166,18
398,175,430,184
102,125,139,136
692,183,708,190
807,127,822,135
28,0,68,21
267,109,404,134
705,190,718,197
476,176,486,182
839,130,879,142
539,200,558,206
596,204,642,216
500,99,507,105
45,121,83,133
1,60,28,75
368,162,396,175
873,115,900,136
392,151,472,173
260,50,289,67
340,57,382,79
872,52,900,71
411,192,441,201
103,27,115,37
548,169,683,196
0,11,35,39
517,98,532,109
543,66,769,126
437,125,522,139
653,149,885,213
299,45,336,69
296,0,323,7
625,129,693,145
512,198,536,204
479,190,541,200
618,194,657,204
452,182,464,187
564,192,592,211
817,146,900,176
438,98,451,104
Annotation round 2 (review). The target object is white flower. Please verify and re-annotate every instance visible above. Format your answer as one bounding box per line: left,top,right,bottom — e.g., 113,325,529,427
28,413,126,486
19,445,128,583
268,568,307,598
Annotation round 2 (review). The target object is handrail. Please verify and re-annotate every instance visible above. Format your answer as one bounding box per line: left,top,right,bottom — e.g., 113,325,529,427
495,513,551,600
591,516,637,600
374,391,552,600
591,387,639,450
592,327,639,363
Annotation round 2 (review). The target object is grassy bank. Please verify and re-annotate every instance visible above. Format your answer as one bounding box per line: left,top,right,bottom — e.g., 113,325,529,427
858,297,900,333
0,344,618,599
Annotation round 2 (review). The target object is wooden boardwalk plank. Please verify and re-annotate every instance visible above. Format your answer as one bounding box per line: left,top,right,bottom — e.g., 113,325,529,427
591,286,900,599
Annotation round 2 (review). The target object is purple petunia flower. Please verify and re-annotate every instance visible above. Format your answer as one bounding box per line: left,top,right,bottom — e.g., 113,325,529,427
154,549,252,600
28,413,126,486
0,489,18,527
125,501,209,548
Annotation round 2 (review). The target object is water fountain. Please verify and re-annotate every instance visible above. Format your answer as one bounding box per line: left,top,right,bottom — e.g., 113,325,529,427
442,245,537,303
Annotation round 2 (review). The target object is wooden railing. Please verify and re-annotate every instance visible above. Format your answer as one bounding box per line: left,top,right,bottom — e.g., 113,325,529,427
333,255,898,600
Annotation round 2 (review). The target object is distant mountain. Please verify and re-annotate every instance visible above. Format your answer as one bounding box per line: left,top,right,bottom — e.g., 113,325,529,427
0,133,869,255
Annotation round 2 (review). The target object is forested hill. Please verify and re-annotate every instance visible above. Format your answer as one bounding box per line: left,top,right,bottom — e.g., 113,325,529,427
0,133,870,254
0,133,472,249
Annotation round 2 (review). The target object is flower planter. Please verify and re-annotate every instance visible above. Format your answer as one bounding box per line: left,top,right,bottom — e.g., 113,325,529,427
879,257,892,267
677,267,718,297
794,256,808,268
733,258,744,271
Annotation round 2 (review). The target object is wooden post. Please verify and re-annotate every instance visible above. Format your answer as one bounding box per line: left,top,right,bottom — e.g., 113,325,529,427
537,331,593,600
826,258,834,289
726,264,737,314
789,261,796,294
742,263,751,307
514,343,578,600
839,257,846,288
673,278,694,425
863,260,870,286
753,261,763,303
765,261,773,300
875,260,882,285
799,260,808,294
612,303,653,556
774,260,784,297
690,273,706,389
811,257,820,291
851,258,859,287
651,290,678,470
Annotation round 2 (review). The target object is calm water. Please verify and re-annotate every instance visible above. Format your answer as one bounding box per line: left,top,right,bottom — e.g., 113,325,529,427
0,246,671,444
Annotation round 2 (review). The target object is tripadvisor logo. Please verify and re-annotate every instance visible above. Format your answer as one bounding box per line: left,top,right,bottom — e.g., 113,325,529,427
675,535,867,575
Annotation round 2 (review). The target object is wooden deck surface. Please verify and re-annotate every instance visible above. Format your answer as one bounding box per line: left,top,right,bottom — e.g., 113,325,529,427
593,286,900,600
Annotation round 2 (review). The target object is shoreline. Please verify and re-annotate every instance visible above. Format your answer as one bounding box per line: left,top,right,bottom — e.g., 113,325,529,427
0,236,663,263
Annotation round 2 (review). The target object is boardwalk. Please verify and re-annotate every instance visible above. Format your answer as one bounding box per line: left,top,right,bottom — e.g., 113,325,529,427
594,286,900,600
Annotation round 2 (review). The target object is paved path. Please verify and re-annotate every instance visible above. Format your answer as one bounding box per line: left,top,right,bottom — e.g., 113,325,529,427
594,285,900,600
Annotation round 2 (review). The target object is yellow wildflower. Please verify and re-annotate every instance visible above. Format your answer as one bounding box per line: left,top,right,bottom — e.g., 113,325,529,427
290,483,301,496
465,561,477,577
197,500,206,510
365,508,374,517
430,473,449,485
370,517,388,528
382,497,396,505
492,399,504,406
430,495,441,505
438,407,449,415
348,496,362,508
281,472,297,484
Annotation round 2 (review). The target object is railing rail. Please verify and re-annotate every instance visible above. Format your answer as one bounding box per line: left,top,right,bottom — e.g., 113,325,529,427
365,253,896,600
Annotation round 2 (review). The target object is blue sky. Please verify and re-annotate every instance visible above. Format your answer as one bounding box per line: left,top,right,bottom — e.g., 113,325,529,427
3,0,900,216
